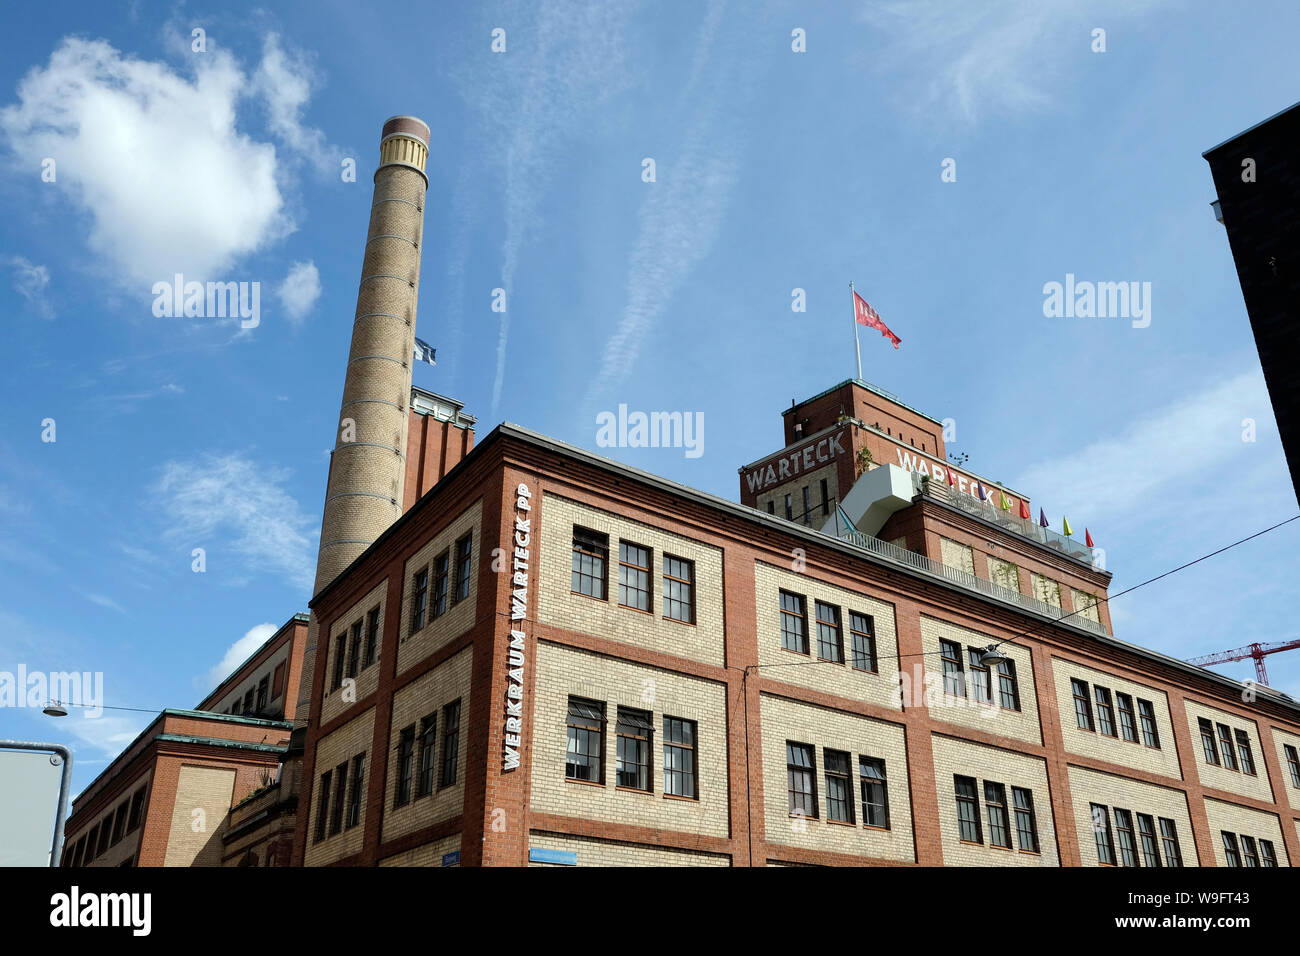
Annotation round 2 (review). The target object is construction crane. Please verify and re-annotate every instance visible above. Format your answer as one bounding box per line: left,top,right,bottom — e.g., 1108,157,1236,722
1186,639,1300,686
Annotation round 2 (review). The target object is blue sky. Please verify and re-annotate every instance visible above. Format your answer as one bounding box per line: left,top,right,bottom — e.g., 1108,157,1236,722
2,0,1299,794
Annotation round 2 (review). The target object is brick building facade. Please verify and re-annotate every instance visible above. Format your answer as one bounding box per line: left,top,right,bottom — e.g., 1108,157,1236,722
290,383,1300,867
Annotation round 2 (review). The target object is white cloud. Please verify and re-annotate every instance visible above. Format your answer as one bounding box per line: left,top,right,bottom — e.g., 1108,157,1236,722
1015,369,1274,522
0,35,332,288
276,259,321,325
205,622,276,687
84,593,126,615
155,452,316,592
862,0,1167,124
251,34,339,177
6,255,53,318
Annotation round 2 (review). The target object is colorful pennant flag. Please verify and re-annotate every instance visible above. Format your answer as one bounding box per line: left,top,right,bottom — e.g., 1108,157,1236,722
1018,499,1031,520
853,290,902,348
1062,516,1074,536
1039,508,1049,528
998,491,1012,511
1085,528,1095,548
947,467,956,487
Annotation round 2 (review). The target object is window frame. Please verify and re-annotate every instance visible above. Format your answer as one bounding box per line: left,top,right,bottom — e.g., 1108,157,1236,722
363,606,380,669
345,753,365,830
439,698,461,788
1091,803,1117,866
848,611,877,673
1158,818,1183,867
617,541,653,614
954,775,982,844
1221,830,1241,867
1233,728,1256,775
1137,699,1161,749
1113,808,1139,867
452,532,473,605
1012,787,1038,853
786,742,818,818
814,600,844,663
967,647,992,703
565,697,605,784
615,706,654,792
394,726,415,808
1285,744,1300,788
779,590,809,655
662,554,695,624
571,527,609,600
431,551,450,619
984,781,1011,849
824,749,855,824
416,713,437,798
410,567,429,633
662,716,698,799
860,757,890,830
1115,692,1138,743
1094,686,1117,737
940,639,967,698
1198,718,1220,765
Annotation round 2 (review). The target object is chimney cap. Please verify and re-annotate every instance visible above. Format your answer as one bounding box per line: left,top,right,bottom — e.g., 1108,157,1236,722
382,115,431,145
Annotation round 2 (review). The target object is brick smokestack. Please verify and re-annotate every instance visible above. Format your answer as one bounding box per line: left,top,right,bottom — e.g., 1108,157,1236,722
295,115,431,728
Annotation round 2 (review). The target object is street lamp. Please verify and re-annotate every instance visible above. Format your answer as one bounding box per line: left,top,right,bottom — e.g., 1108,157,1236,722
42,700,68,717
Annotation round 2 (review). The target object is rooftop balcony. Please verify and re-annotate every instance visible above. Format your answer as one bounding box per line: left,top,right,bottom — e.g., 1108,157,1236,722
825,504,1111,639
910,472,1102,569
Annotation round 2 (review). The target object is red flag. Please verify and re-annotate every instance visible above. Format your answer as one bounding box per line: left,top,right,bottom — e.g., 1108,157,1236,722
1018,499,1031,520
853,290,901,348
1085,528,1095,548
946,466,956,487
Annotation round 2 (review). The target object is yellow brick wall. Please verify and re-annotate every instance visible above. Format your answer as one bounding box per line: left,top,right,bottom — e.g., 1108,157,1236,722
397,499,482,676
1269,726,1300,812
940,538,975,575
381,646,473,844
527,831,730,866
528,642,729,838
755,561,901,709
321,579,388,725
755,460,839,525
1051,658,1182,780
1031,572,1061,608
537,494,725,667
919,615,1041,744
304,707,375,866
1070,588,1101,623
378,833,462,867
1065,765,1194,867
1202,797,1290,866
930,734,1058,866
163,765,236,867
1183,699,1274,803
759,694,914,862
988,557,1021,593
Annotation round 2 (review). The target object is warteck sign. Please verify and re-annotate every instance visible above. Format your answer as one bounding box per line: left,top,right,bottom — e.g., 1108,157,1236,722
502,482,531,772
744,428,847,493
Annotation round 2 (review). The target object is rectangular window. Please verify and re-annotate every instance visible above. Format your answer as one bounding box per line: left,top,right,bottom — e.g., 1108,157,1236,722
416,713,437,798
1135,814,1162,867
815,601,844,663
1137,699,1160,748
1198,718,1220,764
984,781,1011,848
786,742,817,817
346,620,362,680
431,552,450,619
954,775,982,843
111,803,128,845
440,699,461,787
997,659,1020,710
331,632,346,692
96,817,111,856
1091,804,1116,865
1158,818,1183,867
940,640,966,698
271,661,286,700
618,542,652,612
1234,729,1256,775
662,555,695,624
967,647,991,703
824,750,854,823
1285,744,1300,788
453,532,473,605
1221,831,1241,867
1115,692,1138,742
256,675,270,712
1260,839,1278,867
363,607,380,668
329,762,347,835
848,612,877,672
566,697,604,783
244,688,255,714
1240,835,1259,867
615,707,653,791
820,478,830,516
1012,787,1038,852
662,717,697,799
126,789,145,832
767,500,775,515
1072,680,1094,730
394,726,415,807
345,753,365,830
784,494,792,520
860,758,890,829
314,771,331,843
410,568,429,633
1094,686,1116,737
1113,809,1139,867
571,528,609,599
801,486,812,524
84,825,98,860
779,591,809,654
1216,724,1238,770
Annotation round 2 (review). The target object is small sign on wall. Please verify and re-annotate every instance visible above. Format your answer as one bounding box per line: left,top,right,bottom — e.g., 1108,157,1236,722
528,847,577,866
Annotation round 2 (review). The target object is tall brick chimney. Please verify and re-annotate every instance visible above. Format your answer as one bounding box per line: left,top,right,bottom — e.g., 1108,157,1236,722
294,115,431,728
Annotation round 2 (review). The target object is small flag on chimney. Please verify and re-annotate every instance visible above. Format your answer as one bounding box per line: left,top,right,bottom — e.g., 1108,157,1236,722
413,337,437,366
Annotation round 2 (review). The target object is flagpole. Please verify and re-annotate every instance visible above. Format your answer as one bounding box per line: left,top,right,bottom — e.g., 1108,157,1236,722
850,281,862,381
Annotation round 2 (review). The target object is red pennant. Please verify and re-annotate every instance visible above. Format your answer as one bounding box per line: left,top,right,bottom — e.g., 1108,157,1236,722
1018,499,1031,520
947,466,956,487
1085,528,1095,548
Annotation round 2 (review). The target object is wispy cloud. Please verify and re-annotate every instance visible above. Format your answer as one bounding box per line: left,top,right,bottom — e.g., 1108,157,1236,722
6,255,53,318
455,1,637,420
154,452,316,593
204,622,275,688
251,34,344,179
84,593,127,615
861,0,1168,125
1015,369,1275,522
275,259,321,326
